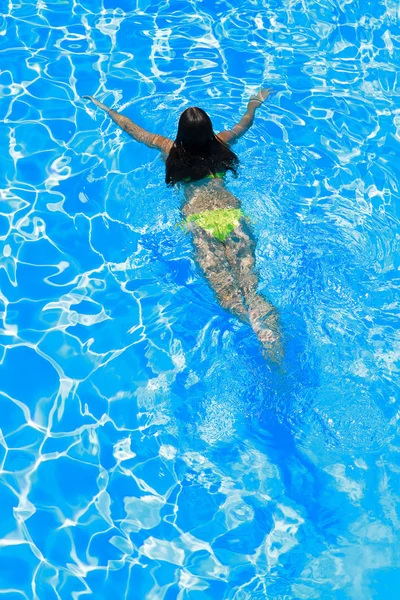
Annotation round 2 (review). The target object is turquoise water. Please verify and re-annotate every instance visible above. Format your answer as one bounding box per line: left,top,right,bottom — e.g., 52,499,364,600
1,0,400,598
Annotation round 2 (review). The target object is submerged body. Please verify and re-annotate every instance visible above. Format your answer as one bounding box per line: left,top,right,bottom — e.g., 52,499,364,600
183,177,281,357
84,94,282,361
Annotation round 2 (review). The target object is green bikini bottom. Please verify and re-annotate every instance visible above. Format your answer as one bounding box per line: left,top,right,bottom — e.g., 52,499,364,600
186,208,244,242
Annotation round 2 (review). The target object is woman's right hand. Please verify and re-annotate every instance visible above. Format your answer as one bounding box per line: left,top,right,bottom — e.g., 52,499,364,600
249,87,274,106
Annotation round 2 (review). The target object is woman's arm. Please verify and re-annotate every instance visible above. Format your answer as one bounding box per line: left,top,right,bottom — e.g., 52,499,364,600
83,96,173,155
217,88,274,145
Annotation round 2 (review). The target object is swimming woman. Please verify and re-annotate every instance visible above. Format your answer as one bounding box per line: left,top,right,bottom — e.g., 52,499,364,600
83,90,282,362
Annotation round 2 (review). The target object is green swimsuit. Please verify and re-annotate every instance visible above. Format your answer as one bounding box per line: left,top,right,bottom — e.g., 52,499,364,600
184,173,244,242
186,208,243,242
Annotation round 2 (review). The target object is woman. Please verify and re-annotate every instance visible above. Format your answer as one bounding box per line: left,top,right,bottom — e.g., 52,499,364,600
83,90,282,362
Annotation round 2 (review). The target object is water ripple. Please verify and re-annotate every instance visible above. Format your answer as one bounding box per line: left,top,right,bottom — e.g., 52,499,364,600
1,0,400,597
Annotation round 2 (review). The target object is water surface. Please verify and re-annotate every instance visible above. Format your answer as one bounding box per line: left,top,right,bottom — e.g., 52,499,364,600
1,0,400,598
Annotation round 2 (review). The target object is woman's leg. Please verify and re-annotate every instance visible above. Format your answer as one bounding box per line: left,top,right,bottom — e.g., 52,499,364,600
222,219,283,361
190,225,248,322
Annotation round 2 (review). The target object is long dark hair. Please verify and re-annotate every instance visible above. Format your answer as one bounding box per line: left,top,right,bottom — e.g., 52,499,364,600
165,107,238,186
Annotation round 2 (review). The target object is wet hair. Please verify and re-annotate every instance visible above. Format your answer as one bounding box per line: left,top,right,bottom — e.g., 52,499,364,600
165,107,238,186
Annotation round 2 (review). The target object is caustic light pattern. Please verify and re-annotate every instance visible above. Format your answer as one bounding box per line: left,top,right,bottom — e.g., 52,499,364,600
0,0,400,598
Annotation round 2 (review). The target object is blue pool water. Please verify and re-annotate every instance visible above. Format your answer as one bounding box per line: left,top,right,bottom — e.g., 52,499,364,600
1,0,400,597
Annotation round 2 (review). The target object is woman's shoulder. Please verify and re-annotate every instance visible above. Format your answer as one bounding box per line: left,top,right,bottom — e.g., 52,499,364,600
153,135,174,155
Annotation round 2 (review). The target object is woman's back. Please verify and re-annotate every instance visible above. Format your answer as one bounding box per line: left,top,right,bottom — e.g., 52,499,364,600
182,177,240,217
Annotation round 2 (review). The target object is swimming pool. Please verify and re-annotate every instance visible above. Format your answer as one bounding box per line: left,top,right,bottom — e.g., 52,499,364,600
1,0,399,597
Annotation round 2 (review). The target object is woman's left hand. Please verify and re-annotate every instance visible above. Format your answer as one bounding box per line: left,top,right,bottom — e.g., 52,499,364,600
82,95,110,112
